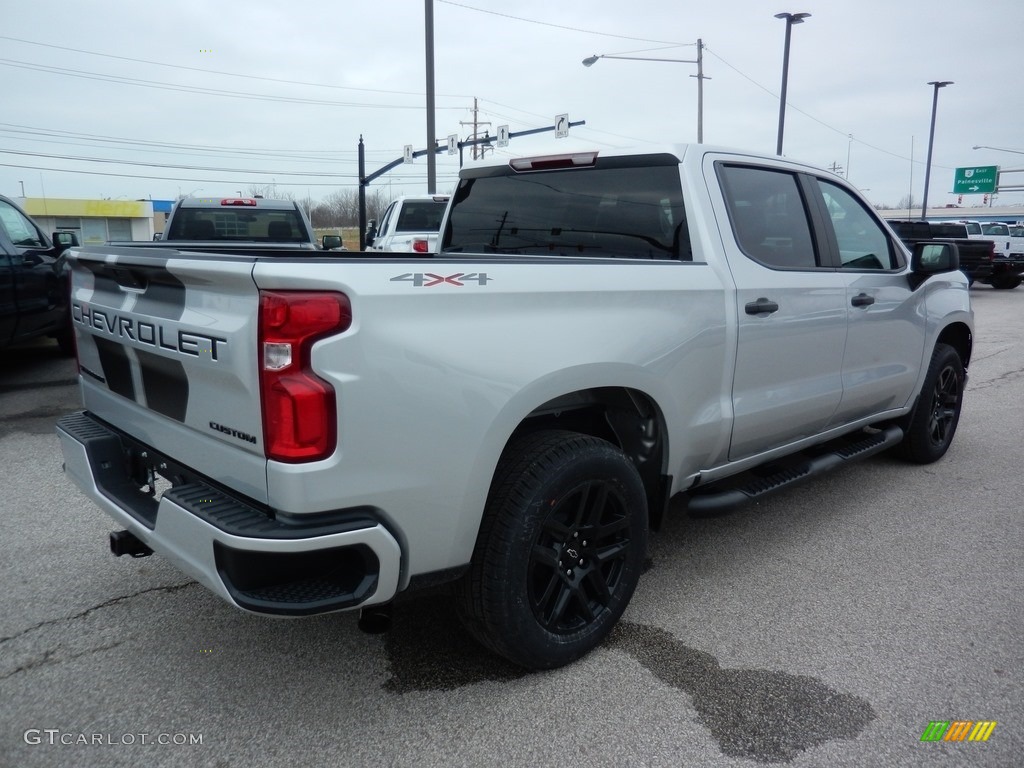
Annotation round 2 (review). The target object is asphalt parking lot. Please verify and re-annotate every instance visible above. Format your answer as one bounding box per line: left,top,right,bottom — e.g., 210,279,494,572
1,286,1021,768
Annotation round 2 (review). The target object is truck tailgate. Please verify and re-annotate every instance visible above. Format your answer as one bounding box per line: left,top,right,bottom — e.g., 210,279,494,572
69,246,269,503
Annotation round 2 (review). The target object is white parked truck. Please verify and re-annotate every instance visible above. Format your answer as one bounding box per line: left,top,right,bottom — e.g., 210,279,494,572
365,195,449,253
57,145,973,669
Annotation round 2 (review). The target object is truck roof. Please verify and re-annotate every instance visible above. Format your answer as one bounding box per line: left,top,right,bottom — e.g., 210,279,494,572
459,143,838,179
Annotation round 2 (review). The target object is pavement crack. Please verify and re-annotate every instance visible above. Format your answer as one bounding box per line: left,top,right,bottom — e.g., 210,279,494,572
0,581,196,646
969,365,1024,391
0,639,127,681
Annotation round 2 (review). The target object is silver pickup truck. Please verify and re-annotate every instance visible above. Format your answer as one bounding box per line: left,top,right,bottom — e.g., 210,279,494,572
57,145,973,669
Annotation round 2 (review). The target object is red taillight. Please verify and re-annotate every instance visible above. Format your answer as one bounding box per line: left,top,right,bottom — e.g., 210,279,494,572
222,198,257,206
412,238,429,253
258,291,351,462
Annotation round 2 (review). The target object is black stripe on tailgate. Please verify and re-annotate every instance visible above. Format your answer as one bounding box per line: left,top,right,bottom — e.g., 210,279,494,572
137,349,189,421
93,337,136,401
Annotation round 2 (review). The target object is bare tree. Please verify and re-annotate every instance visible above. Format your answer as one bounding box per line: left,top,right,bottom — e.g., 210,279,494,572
247,183,294,200
896,194,919,212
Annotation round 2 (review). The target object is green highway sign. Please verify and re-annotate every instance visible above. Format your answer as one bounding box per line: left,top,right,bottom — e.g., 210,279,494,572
952,166,999,194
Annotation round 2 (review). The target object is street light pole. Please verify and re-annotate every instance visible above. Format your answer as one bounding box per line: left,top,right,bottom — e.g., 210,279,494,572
921,80,953,220
774,12,810,156
582,41,708,143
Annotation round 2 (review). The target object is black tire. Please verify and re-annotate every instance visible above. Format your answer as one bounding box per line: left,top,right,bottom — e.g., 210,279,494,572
897,343,964,463
457,430,648,669
55,324,76,357
990,275,1021,290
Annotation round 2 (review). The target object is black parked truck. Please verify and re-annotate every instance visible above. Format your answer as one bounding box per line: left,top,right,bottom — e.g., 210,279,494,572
0,194,78,353
887,219,1022,289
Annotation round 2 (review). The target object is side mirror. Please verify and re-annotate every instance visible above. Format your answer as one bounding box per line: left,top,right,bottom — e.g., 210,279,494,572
912,241,959,273
364,220,377,247
909,241,959,289
322,235,343,250
52,231,79,254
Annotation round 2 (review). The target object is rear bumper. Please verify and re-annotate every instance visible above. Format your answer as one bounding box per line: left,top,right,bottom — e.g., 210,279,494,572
56,411,402,616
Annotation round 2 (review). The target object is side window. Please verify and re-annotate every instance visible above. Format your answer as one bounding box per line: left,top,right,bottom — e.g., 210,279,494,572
817,180,897,270
376,203,396,239
718,165,818,269
0,200,46,248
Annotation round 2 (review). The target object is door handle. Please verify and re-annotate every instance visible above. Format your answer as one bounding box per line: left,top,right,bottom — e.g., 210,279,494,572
851,292,875,307
745,297,779,315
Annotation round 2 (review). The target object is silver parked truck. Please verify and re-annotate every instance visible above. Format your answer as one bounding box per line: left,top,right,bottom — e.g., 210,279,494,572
57,145,973,669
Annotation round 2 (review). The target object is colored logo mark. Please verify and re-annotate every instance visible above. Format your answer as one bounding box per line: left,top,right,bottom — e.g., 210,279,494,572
920,721,997,742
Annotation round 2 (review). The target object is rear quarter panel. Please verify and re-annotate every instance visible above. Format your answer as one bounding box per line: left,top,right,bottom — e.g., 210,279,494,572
253,255,731,579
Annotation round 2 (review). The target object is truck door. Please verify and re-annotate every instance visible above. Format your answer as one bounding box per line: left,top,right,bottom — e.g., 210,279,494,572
810,178,926,423
0,198,62,341
713,162,847,461
0,249,14,347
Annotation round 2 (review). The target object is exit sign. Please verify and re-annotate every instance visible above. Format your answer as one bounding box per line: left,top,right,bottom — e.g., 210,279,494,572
952,166,998,194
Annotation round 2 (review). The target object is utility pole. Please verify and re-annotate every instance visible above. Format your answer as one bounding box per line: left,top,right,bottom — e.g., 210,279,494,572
424,0,437,193
459,98,492,160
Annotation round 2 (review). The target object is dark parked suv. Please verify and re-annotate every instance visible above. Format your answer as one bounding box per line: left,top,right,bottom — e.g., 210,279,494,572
0,194,78,353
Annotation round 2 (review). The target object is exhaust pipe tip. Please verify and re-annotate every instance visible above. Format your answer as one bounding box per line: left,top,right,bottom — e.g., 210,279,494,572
358,605,392,634
109,530,153,558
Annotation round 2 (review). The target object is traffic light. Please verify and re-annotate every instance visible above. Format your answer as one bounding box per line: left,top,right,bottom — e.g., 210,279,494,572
983,194,989,204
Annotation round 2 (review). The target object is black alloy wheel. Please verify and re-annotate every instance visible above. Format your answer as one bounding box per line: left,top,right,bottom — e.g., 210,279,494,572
528,478,632,634
457,430,648,669
898,343,965,464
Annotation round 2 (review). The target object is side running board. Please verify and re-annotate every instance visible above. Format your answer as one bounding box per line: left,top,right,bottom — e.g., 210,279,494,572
687,425,904,516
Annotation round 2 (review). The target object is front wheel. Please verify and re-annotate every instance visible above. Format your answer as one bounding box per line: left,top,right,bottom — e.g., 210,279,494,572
457,430,648,669
897,343,964,463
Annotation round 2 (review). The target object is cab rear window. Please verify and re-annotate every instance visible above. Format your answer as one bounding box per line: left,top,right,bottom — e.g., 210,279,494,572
443,154,690,260
166,208,306,242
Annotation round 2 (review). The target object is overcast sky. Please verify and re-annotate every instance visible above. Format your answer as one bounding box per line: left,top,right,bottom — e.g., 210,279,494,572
4,0,1023,209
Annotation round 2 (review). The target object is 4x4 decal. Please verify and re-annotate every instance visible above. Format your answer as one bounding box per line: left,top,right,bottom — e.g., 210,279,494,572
390,272,492,287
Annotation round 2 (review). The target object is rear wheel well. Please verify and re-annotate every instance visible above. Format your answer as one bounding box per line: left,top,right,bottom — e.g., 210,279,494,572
509,387,670,529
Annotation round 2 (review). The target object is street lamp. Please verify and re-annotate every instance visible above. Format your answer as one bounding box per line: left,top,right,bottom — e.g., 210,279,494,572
775,12,810,156
973,145,1024,155
921,80,953,219
582,41,707,143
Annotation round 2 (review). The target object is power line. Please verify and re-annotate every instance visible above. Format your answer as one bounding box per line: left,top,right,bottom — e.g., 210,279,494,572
0,162,459,189
0,122,399,158
0,58,467,110
703,46,956,170
437,1,687,45
0,34,473,100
